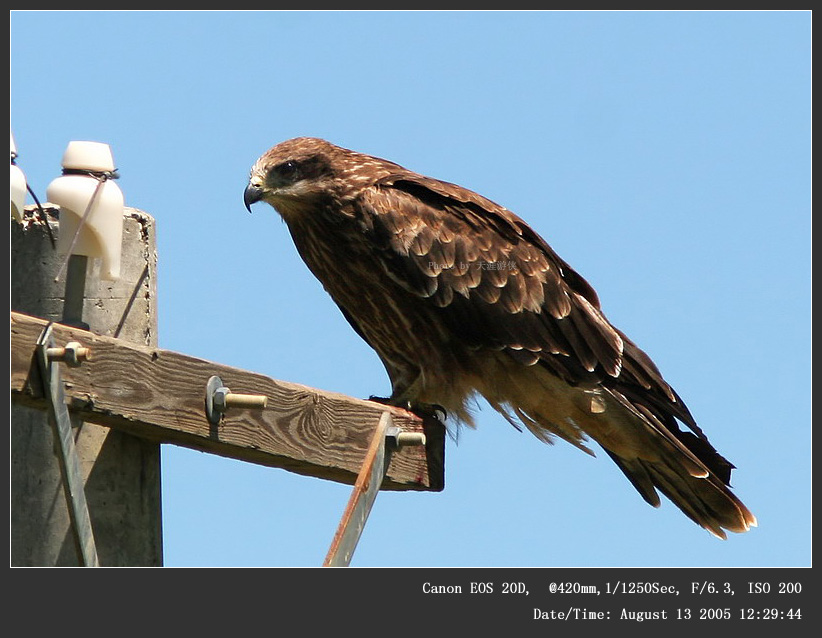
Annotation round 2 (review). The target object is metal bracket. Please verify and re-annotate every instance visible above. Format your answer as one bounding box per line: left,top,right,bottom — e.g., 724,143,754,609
35,323,99,567
323,411,426,567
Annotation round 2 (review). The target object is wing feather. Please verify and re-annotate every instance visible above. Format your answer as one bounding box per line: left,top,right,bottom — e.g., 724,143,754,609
359,175,629,385
356,173,708,450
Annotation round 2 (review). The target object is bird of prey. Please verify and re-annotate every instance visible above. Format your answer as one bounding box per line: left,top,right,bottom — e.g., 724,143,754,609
244,137,756,539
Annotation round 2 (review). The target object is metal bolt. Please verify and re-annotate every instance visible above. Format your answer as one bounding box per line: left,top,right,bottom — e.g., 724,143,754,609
386,425,426,448
46,341,90,367
205,375,268,424
213,386,268,411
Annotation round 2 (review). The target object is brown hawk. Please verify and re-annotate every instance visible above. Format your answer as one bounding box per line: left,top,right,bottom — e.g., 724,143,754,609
244,137,756,539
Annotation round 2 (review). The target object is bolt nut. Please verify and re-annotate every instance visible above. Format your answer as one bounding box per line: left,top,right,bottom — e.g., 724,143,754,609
212,387,231,412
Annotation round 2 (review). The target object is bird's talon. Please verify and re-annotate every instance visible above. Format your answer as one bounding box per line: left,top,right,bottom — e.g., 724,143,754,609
410,402,447,423
366,396,445,421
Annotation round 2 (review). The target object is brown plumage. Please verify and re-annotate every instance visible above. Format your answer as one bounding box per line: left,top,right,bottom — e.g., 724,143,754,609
244,137,756,539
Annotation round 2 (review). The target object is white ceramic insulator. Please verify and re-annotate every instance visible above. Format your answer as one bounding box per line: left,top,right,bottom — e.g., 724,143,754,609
10,163,26,222
61,140,117,172
10,130,25,221
46,141,124,281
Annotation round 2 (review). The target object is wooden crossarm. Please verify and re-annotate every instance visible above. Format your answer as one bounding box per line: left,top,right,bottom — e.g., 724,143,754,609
10,311,444,491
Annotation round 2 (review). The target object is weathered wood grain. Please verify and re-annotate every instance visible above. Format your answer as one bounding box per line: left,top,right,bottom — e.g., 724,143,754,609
11,311,444,491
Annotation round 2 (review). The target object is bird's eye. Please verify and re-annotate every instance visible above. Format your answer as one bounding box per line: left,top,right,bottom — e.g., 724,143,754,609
275,160,300,181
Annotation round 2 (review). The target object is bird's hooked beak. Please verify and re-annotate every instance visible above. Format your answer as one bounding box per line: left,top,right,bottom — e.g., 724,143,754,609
244,182,264,212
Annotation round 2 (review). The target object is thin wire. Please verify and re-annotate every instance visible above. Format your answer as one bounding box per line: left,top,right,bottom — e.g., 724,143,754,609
25,183,57,248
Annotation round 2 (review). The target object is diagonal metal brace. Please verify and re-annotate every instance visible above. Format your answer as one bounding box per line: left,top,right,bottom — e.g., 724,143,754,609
323,411,426,567
35,323,99,567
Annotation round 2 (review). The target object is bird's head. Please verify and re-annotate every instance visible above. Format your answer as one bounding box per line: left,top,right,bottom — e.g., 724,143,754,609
244,137,402,218
244,137,341,215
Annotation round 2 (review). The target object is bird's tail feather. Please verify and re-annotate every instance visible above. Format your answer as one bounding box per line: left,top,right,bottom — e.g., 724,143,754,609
476,360,757,538
603,450,756,539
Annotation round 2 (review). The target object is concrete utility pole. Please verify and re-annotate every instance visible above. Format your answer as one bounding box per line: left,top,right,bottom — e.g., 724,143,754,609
10,206,163,566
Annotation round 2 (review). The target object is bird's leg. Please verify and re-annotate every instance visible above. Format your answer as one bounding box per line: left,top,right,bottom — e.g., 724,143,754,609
367,369,448,422
368,395,447,423
367,369,417,410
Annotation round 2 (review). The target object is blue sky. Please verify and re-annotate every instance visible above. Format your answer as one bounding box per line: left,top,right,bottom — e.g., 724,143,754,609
11,11,810,567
